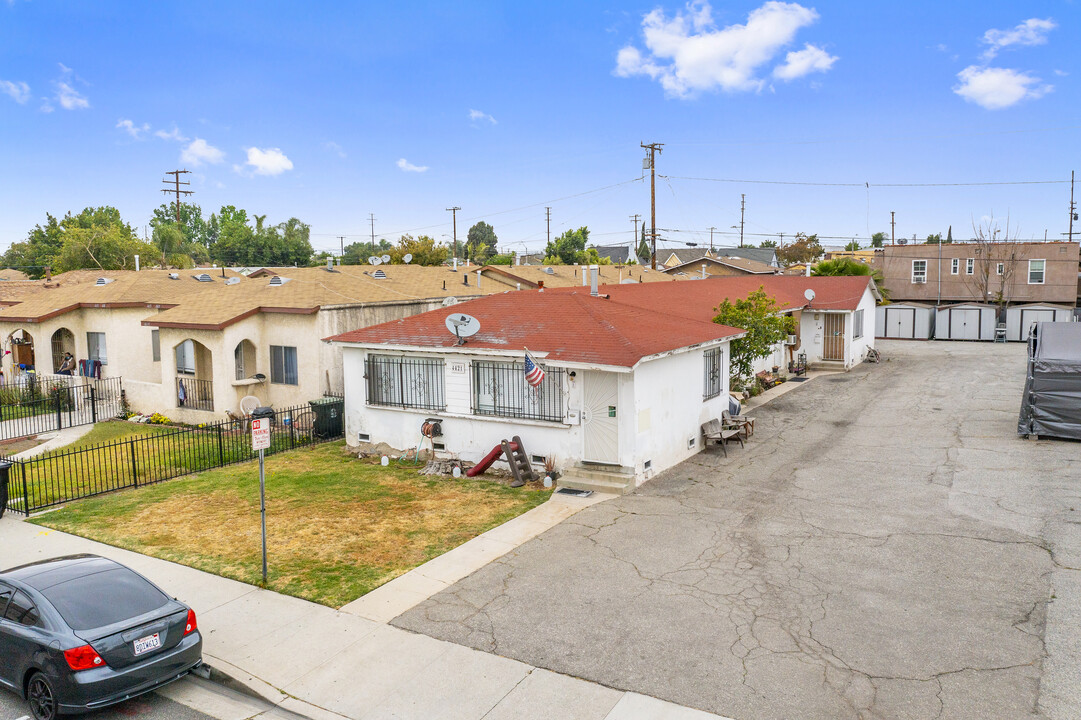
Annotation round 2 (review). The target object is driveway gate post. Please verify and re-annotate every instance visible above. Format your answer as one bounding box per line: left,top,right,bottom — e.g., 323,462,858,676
90,386,97,424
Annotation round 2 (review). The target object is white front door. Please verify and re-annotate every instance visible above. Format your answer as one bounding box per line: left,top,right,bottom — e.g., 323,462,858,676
582,371,619,464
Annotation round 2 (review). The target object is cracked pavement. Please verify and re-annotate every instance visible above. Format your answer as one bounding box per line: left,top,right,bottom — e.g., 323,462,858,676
394,341,1081,719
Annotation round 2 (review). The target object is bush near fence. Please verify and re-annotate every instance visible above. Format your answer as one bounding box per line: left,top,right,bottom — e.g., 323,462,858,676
2,399,344,515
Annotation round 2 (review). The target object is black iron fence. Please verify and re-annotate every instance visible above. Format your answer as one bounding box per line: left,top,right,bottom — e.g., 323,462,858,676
1,398,344,516
0,375,125,441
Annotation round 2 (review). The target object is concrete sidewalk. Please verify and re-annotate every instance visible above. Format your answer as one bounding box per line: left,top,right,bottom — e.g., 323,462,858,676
0,511,732,720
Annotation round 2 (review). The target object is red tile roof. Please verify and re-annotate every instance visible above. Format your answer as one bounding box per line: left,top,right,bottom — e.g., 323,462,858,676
557,275,875,322
326,289,744,368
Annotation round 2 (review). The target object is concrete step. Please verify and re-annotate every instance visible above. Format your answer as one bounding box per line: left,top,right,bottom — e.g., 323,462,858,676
557,466,636,495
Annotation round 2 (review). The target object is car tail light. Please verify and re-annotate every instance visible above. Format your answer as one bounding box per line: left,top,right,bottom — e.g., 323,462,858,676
184,609,197,636
64,645,105,671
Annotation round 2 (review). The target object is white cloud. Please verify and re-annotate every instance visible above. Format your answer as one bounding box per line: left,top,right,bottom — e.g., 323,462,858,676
614,0,830,97
469,109,497,125
53,63,89,109
323,140,346,158
116,118,149,139
241,147,293,176
397,158,429,173
981,18,1056,60
954,65,1051,110
155,125,189,142
1053,69,1068,77
0,80,30,104
772,43,836,80
180,138,225,166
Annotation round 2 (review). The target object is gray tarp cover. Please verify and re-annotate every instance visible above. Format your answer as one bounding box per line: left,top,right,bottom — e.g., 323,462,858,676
1018,322,1081,440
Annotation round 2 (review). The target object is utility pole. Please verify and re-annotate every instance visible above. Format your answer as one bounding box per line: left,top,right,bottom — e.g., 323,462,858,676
369,214,376,257
160,170,193,224
446,207,460,260
546,207,552,248
1069,170,1076,244
338,236,346,259
641,142,663,268
890,211,896,246
739,194,746,248
630,214,641,258
708,226,715,251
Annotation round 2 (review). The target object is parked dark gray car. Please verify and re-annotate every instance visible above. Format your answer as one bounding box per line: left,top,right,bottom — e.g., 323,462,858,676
0,555,202,720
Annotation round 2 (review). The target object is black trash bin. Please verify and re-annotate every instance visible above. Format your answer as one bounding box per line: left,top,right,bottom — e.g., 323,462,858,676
309,397,343,439
0,460,12,519
250,406,275,421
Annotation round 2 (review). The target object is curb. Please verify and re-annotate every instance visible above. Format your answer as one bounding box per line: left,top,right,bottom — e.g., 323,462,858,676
202,655,351,720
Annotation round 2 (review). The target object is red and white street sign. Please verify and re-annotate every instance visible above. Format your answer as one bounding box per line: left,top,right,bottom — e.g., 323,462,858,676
251,418,271,450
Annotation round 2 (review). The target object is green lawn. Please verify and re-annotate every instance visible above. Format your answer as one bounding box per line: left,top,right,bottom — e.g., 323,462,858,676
31,442,551,607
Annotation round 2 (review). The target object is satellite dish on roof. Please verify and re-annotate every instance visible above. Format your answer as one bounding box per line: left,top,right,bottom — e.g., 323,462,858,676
225,277,240,285
445,313,481,345
442,296,458,307
804,289,816,303
403,253,413,264
368,256,378,265
381,254,391,264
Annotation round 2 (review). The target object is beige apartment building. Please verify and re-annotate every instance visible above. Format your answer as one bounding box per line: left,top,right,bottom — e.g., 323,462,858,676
868,241,1080,306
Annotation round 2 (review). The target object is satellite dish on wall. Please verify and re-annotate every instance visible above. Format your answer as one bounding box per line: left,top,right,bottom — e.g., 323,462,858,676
445,313,481,345
403,253,413,264
381,254,391,264
804,289,816,303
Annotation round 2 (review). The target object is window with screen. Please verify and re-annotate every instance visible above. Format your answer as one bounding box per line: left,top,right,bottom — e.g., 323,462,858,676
1028,259,1045,284
270,345,298,385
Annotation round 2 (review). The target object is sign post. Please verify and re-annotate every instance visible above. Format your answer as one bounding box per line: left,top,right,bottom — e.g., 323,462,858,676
251,418,271,584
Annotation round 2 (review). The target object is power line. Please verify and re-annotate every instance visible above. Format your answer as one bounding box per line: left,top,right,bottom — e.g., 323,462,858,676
662,175,1070,188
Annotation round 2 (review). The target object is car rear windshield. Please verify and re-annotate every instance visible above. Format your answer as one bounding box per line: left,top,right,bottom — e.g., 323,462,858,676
40,568,169,631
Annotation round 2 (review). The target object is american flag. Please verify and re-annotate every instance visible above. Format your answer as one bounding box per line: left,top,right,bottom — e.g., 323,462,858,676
524,351,546,388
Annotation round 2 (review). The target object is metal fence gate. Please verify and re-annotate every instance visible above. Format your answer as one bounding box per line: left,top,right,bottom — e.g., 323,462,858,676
0,375,125,442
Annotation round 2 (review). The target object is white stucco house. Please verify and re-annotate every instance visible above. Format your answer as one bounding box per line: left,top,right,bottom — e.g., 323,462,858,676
327,285,746,493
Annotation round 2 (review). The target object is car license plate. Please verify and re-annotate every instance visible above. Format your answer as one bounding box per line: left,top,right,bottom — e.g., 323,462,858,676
133,633,161,656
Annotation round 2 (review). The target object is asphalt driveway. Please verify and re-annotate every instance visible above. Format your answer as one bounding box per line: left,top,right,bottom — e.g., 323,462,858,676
395,341,1081,720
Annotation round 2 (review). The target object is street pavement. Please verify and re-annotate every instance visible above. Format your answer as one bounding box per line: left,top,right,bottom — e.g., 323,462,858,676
395,341,1081,720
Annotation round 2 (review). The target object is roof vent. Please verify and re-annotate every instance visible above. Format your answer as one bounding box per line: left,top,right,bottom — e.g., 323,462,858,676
225,277,241,286
194,273,213,282
95,277,114,286
543,267,555,274
373,269,387,279
169,273,180,280
269,275,284,285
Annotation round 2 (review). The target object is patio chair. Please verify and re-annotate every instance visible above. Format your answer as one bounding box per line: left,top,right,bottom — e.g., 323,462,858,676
722,410,754,439
701,418,744,457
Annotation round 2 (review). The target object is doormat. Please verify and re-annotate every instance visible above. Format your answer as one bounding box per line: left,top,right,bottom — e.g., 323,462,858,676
556,488,594,497
787,377,809,382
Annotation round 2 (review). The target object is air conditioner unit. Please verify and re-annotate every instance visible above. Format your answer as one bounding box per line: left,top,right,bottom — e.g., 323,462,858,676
784,334,797,346
914,277,927,283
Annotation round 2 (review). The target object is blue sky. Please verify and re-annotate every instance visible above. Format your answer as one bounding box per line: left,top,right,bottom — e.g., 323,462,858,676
1,1,1077,259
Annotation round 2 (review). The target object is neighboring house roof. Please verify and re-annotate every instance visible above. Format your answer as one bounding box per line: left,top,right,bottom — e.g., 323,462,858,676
0,266,497,329
0,269,30,281
663,256,777,275
550,275,877,324
326,289,745,369
711,247,779,267
478,264,678,290
659,248,714,267
590,245,637,264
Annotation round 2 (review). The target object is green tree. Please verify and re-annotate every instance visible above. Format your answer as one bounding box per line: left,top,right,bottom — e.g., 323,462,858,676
924,233,944,244
3,214,65,278
544,226,591,265
465,221,497,264
342,238,393,265
775,233,824,265
759,239,778,248
207,208,313,266
637,224,650,260
844,240,861,251
54,224,158,273
389,235,450,266
712,288,796,384
870,231,888,248
488,253,514,265
150,202,212,250
5,207,142,277
812,257,890,301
